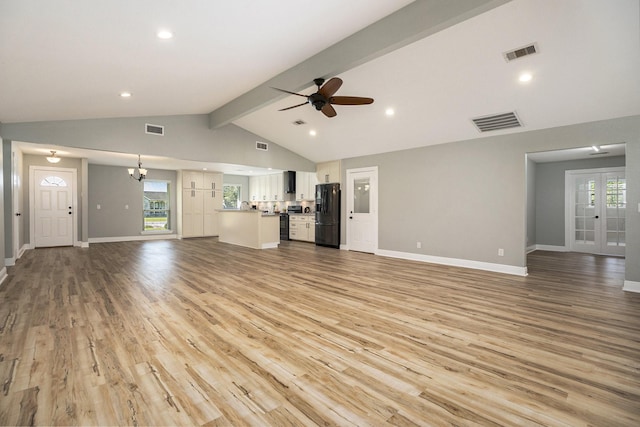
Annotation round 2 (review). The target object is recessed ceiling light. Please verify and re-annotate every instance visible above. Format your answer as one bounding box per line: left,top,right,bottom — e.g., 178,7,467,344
385,108,395,116
518,72,533,83
120,92,132,98
157,30,173,39
309,130,317,136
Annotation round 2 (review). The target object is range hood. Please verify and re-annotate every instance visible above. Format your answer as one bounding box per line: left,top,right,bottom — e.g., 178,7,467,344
283,171,296,194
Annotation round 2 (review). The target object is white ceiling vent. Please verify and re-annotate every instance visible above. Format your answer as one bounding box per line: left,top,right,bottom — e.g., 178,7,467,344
256,141,268,151
472,111,522,132
503,43,538,62
145,123,164,136
292,119,306,126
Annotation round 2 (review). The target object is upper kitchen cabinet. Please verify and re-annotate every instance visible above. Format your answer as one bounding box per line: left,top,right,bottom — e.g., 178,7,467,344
316,160,341,184
250,173,285,202
183,170,223,191
296,171,318,201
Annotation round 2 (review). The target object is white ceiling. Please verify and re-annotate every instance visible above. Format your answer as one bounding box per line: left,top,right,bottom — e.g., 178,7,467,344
2,0,638,171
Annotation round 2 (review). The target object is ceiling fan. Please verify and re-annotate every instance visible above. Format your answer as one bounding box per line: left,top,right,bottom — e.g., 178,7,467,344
272,77,374,118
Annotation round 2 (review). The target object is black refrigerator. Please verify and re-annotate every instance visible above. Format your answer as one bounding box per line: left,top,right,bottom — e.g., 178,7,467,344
315,183,340,248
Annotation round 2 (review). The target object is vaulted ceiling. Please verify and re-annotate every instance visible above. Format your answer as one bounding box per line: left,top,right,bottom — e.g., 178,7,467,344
1,0,638,168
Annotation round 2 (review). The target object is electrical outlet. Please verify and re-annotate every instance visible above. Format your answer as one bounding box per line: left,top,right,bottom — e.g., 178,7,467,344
96,204,101,210
498,248,504,256
417,241,422,249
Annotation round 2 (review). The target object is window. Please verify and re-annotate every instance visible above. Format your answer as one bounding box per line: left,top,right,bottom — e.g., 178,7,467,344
143,180,170,231
40,176,68,187
223,184,242,209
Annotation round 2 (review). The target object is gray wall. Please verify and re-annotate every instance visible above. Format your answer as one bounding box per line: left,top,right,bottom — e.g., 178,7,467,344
3,140,12,258
534,156,625,247
88,164,177,238
626,140,640,283
1,116,315,172
0,137,5,270
341,115,640,284
223,174,250,202
526,157,536,249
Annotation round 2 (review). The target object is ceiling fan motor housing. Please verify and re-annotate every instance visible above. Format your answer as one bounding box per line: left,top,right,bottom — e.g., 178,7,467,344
309,93,327,110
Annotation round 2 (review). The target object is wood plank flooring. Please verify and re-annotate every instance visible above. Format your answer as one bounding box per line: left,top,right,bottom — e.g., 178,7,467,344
1,239,639,426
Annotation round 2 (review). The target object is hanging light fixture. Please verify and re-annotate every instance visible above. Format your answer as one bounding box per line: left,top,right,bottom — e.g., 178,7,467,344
128,155,147,182
46,150,61,163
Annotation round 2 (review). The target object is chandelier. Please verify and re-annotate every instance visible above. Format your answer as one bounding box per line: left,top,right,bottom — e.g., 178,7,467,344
128,155,147,182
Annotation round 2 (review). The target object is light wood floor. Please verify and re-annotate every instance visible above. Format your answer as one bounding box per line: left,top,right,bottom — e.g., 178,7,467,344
1,239,639,426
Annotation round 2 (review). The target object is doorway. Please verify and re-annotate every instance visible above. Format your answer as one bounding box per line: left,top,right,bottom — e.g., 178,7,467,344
346,166,378,253
30,166,77,247
566,167,625,256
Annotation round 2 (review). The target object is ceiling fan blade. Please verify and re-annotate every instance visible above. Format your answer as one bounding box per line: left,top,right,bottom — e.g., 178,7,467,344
278,102,308,111
329,96,374,105
321,103,337,118
271,87,308,98
318,77,343,98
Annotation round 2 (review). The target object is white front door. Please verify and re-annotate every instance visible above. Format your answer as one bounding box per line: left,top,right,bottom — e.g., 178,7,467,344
346,167,378,253
567,168,625,256
33,168,75,247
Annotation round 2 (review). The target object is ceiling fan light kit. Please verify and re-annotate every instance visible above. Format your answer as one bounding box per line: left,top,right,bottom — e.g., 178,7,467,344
273,77,374,118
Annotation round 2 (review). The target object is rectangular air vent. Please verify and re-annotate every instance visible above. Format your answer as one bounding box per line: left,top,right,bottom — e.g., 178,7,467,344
503,43,538,62
472,112,522,132
256,141,268,151
145,123,164,135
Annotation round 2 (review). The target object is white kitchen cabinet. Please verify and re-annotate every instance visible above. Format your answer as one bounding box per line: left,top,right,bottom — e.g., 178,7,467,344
181,170,223,237
183,170,204,189
250,173,284,202
316,160,341,184
296,172,318,201
289,214,315,242
182,189,204,237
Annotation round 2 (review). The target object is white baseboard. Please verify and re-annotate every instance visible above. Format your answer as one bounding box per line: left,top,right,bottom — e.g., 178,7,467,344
261,242,279,249
340,244,349,251
88,234,178,244
623,280,640,293
4,244,30,266
534,245,567,252
376,249,528,277
0,267,7,286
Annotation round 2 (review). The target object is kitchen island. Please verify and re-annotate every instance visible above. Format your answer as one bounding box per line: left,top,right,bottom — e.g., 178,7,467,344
217,210,280,249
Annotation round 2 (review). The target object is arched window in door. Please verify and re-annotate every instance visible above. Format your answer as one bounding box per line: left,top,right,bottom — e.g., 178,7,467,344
40,176,68,187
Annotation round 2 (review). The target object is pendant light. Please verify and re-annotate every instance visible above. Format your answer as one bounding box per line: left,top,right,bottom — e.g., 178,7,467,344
128,155,147,182
46,150,61,163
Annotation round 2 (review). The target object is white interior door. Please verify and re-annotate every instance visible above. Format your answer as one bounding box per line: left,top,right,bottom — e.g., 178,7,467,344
346,167,378,253
33,169,75,247
567,168,625,256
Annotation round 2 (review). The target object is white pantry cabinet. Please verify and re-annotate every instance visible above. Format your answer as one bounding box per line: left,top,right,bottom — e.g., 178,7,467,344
181,170,223,237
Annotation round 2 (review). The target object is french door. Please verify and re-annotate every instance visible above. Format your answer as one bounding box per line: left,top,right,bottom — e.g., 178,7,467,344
567,168,625,256
346,167,378,253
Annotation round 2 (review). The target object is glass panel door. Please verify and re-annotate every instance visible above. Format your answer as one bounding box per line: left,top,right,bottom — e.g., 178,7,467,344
574,176,596,247
568,169,625,256
604,173,626,250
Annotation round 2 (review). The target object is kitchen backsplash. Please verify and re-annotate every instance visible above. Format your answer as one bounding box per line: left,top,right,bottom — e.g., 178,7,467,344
254,200,315,213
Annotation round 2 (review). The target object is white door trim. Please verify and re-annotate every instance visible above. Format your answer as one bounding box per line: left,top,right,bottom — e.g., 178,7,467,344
565,166,625,255
345,166,378,253
29,165,79,248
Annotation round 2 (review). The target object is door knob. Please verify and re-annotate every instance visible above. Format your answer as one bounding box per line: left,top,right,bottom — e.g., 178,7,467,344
15,213,21,216
595,215,599,219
